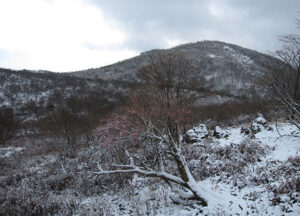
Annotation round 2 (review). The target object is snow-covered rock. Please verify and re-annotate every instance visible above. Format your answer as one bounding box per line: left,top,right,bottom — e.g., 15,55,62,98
185,124,209,143
250,116,272,134
253,116,267,125
213,126,229,139
251,121,263,134
240,126,251,135
241,116,272,136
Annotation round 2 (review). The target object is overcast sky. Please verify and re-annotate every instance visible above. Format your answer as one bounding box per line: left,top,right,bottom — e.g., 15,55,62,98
0,0,299,72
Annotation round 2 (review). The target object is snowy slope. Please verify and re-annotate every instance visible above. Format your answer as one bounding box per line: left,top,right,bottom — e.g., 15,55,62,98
1,120,298,215
193,123,300,215
76,122,299,216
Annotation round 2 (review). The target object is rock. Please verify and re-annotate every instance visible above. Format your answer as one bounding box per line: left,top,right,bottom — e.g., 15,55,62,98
185,124,209,143
250,116,268,134
253,116,267,125
213,126,229,139
267,126,273,131
241,116,271,136
250,122,262,134
241,126,251,135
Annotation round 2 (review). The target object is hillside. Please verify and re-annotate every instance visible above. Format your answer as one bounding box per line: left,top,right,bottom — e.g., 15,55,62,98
0,40,299,215
70,40,277,97
1,117,299,215
0,41,280,139
1,40,279,117
0,68,131,114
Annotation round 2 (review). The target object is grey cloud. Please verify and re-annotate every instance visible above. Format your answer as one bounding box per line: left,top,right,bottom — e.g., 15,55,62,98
86,0,300,53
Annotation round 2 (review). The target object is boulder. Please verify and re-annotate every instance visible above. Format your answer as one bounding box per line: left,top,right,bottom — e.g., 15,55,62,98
253,116,267,125
250,121,262,134
250,116,268,133
213,126,229,139
241,126,251,135
241,116,272,136
185,124,209,143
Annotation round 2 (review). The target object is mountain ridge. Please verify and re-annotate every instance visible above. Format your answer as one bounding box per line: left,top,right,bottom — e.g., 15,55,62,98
0,40,278,118
69,40,276,97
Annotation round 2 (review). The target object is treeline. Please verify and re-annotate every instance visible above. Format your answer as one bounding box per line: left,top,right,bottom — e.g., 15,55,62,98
0,68,137,146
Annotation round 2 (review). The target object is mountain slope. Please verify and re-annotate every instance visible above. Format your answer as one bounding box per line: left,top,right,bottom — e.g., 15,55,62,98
0,40,278,120
0,68,130,116
70,40,276,97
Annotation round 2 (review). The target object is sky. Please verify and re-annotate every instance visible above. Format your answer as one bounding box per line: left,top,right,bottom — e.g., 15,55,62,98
0,0,299,72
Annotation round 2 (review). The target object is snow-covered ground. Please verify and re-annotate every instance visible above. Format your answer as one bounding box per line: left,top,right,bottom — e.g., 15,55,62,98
185,122,299,215
1,121,298,215
214,122,299,158
85,122,299,216
192,123,300,215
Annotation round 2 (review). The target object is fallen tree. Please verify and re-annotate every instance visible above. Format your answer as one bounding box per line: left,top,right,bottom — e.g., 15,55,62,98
93,52,210,206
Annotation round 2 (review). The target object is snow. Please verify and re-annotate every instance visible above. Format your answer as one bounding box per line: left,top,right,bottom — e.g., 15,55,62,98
190,122,300,215
224,45,254,65
256,123,300,161
126,122,299,215
254,116,267,125
207,54,216,58
213,122,299,158
212,126,245,147
186,124,208,142
213,126,229,138
3,120,295,215
0,146,24,158
84,122,299,215
215,126,222,134
197,179,283,215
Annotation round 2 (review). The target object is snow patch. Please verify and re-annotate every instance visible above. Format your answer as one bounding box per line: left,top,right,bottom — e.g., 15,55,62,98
213,126,229,139
207,54,216,58
213,122,300,161
224,45,254,65
0,146,24,158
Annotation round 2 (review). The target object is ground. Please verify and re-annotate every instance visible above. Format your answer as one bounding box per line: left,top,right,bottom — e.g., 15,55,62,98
0,121,299,215
75,121,300,215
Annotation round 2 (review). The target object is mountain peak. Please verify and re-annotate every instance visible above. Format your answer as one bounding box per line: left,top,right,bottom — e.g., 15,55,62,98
69,40,274,97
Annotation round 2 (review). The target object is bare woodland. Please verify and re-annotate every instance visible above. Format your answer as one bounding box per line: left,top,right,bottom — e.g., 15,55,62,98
0,19,300,215
269,23,300,129
94,53,209,206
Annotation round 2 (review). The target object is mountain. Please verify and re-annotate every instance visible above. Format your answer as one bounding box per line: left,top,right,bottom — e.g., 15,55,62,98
0,68,131,117
70,40,276,97
1,40,278,123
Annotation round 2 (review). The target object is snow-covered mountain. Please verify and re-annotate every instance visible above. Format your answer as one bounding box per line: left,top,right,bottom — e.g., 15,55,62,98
1,41,298,216
0,68,130,115
70,40,277,97
1,40,279,118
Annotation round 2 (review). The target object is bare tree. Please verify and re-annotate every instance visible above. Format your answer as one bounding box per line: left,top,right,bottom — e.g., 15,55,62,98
39,107,83,157
274,35,300,98
0,107,19,146
94,53,209,206
270,26,300,129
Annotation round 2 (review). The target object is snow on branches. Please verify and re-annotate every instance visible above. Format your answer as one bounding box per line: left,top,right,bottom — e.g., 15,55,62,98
93,53,209,207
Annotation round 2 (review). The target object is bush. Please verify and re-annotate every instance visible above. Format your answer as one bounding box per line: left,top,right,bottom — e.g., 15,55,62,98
185,139,268,181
